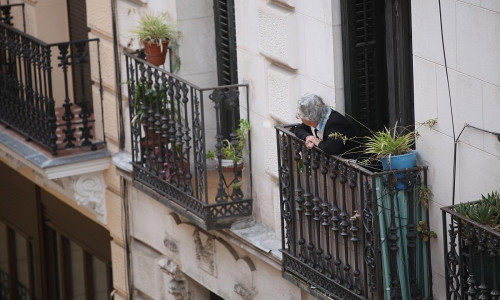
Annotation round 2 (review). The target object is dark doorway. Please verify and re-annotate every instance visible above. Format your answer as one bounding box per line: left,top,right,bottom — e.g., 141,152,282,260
341,0,414,135
213,0,239,138
66,0,93,111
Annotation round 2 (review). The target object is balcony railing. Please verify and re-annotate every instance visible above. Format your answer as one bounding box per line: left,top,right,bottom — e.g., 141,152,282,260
0,11,104,156
276,124,433,300
0,3,25,31
0,268,32,300
125,52,252,230
442,204,500,299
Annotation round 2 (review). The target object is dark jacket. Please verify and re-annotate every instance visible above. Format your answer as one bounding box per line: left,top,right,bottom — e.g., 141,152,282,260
294,110,354,156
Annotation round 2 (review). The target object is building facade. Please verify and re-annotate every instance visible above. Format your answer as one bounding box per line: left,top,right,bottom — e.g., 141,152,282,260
0,0,498,299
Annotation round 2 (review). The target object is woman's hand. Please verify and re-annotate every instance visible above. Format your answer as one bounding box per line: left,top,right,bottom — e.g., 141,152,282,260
305,135,321,149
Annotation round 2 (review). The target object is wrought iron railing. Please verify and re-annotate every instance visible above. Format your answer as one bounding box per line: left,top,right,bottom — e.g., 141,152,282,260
0,17,104,156
441,204,500,299
276,124,433,300
125,51,252,230
0,268,33,300
0,3,25,31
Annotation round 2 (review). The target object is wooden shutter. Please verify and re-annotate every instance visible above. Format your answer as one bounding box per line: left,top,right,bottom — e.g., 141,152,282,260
66,0,93,111
214,0,238,86
385,0,414,128
341,0,388,135
213,0,239,137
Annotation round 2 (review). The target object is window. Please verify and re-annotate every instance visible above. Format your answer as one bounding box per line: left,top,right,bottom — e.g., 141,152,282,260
66,0,93,111
213,0,240,138
341,0,414,134
0,161,112,300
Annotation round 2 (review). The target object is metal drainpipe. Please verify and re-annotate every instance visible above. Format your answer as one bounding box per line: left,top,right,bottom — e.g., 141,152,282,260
111,0,125,150
110,0,133,298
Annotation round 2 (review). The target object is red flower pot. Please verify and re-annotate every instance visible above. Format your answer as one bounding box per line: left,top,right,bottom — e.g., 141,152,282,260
143,40,169,66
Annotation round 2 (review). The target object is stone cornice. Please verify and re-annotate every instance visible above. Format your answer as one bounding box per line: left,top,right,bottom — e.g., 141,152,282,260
0,129,110,223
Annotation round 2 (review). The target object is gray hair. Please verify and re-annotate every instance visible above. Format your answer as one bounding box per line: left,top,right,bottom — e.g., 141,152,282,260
296,93,328,123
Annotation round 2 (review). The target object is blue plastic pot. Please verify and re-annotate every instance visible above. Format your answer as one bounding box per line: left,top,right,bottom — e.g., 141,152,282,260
381,150,417,190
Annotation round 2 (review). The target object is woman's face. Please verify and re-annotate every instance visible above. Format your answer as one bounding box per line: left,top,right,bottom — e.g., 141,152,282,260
301,118,317,128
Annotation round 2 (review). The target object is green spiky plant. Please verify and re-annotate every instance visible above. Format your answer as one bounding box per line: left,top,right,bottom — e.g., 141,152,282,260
132,12,178,52
206,119,251,163
454,191,500,230
467,202,497,225
364,124,415,158
131,83,166,125
328,120,418,168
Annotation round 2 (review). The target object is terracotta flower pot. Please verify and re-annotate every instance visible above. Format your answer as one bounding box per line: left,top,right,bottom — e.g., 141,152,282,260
219,159,244,173
143,40,169,66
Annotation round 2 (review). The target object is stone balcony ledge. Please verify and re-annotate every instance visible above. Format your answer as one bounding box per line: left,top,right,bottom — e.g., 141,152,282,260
0,130,110,179
229,220,282,262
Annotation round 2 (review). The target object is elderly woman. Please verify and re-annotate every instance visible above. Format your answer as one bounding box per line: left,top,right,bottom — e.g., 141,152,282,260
294,93,354,155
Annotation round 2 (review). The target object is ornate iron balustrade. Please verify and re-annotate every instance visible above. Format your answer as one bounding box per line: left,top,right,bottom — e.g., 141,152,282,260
0,19,104,156
0,3,25,31
125,52,252,230
0,268,33,300
276,124,433,300
442,204,500,299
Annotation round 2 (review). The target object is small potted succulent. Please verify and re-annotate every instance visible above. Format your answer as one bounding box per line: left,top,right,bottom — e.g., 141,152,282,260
132,11,178,66
454,191,499,230
452,191,500,288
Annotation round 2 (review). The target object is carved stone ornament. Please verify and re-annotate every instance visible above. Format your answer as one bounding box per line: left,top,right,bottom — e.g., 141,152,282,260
158,257,192,300
234,283,256,300
193,229,217,277
164,236,179,253
60,172,107,223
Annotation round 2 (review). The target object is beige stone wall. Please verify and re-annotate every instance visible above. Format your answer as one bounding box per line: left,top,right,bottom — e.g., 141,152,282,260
85,0,128,297
128,186,304,300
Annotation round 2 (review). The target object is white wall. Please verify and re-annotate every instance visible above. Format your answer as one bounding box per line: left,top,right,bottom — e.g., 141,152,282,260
236,0,344,232
412,1,500,298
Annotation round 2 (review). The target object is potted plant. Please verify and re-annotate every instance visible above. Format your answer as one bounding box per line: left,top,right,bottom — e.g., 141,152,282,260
363,124,417,171
206,119,251,171
132,11,178,66
452,191,500,288
131,82,165,125
454,191,499,230
130,82,167,148
329,123,417,189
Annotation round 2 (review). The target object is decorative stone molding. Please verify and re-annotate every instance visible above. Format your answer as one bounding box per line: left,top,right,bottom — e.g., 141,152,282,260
234,283,256,300
258,4,298,69
193,229,217,277
267,65,296,123
163,236,179,253
158,257,181,279
264,122,280,179
269,0,295,9
60,172,107,223
44,156,110,179
158,257,192,300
